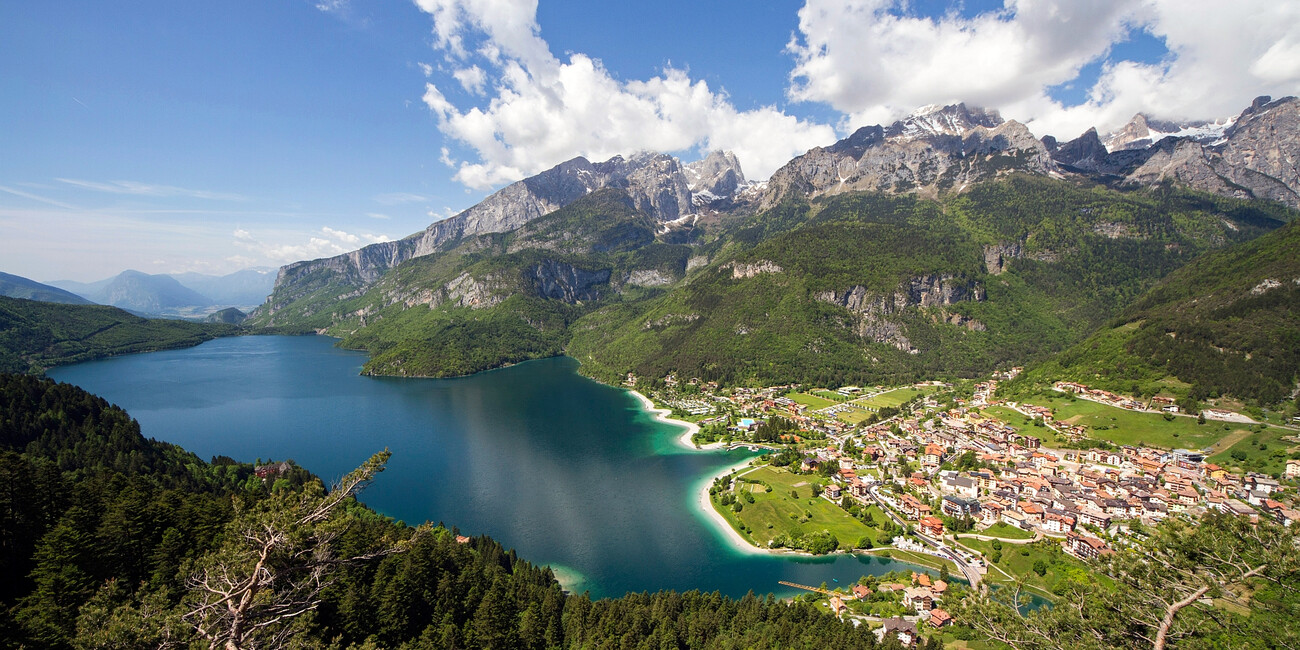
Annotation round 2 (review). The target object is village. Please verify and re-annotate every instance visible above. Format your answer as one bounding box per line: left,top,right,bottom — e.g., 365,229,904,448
635,370,1300,646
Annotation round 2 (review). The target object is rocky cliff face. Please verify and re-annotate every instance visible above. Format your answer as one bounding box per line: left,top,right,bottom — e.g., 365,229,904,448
757,104,1056,209
982,242,1023,275
817,273,986,352
1048,96,1300,209
261,152,701,316
526,260,610,304
368,259,610,314
724,260,783,279
1215,96,1300,203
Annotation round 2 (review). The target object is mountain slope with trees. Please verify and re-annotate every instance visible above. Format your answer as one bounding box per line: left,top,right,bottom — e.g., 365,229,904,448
569,177,1293,387
0,296,238,374
250,189,696,378
246,98,1300,389
1008,217,1300,407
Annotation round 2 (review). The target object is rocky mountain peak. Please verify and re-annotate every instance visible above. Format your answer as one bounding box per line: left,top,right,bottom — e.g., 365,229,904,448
1045,127,1110,172
1104,111,1234,152
757,104,1048,209
684,150,747,198
1049,96,1300,209
885,103,1004,139
1105,113,1152,151
826,125,887,159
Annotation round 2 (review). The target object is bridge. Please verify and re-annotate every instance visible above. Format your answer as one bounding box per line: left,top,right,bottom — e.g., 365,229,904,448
778,581,843,597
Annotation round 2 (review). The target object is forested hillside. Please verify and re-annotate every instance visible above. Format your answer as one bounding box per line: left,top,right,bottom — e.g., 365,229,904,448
0,296,238,374
570,177,1294,387
0,374,895,649
0,272,92,305
1009,218,1300,407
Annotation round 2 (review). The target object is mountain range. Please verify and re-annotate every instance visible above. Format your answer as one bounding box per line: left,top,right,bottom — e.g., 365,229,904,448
242,95,1299,407
43,268,275,317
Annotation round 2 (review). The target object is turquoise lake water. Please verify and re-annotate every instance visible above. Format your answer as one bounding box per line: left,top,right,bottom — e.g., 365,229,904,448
49,335,939,599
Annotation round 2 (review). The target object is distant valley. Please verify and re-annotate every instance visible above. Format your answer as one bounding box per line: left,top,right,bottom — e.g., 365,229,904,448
41,267,274,319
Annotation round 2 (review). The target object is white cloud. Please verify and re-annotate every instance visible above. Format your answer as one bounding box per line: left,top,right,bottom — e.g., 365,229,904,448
372,192,430,205
786,0,1300,139
55,178,245,201
1049,0,1300,133
453,65,487,95
414,0,835,188
0,184,77,209
233,227,391,264
315,0,348,14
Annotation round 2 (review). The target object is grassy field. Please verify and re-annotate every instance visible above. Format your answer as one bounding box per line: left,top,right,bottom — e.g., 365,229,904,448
852,387,928,410
958,537,1088,596
940,638,1005,650
981,405,1030,427
712,466,880,550
1208,425,1300,475
976,522,1035,540
787,391,836,409
978,405,1066,445
811,390,851,402
831,404,877,424
1020,392,1261,450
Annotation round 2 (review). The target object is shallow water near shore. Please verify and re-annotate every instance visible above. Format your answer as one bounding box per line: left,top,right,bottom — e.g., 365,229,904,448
51,334,943,599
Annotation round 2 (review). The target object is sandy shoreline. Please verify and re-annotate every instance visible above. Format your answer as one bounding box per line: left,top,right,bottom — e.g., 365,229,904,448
696,459,769,555
628,389,701,449
627,389,826,558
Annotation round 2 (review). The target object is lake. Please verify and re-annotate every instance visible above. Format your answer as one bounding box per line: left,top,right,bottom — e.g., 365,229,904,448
49,335,937,599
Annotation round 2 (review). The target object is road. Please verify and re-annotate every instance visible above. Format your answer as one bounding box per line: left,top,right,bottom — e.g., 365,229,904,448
865,486,985,591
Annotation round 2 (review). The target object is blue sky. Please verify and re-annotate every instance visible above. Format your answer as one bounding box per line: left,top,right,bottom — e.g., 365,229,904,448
2,0,1296,282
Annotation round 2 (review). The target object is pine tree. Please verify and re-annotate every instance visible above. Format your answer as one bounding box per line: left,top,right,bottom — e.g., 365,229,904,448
180,450,423,650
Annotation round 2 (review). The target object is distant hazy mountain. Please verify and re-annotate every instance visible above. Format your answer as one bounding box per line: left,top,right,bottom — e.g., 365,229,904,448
169,268,275,307
49,267,275,315
51,270,211,314
0,272,94,305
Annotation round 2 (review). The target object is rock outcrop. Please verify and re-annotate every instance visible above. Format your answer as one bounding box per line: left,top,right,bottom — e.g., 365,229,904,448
625,269,674,287
725,260,783,279
818,274,986,352
526,260,610,304
982,242,1023,275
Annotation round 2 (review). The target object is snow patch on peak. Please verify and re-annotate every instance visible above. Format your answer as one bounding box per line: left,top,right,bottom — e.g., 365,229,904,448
1104,114,1236,152
888,103,1004,140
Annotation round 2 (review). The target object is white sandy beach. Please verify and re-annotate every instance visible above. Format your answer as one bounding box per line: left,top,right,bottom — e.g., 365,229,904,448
628,389,701,449
628,389,805,556
696,459,768,555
